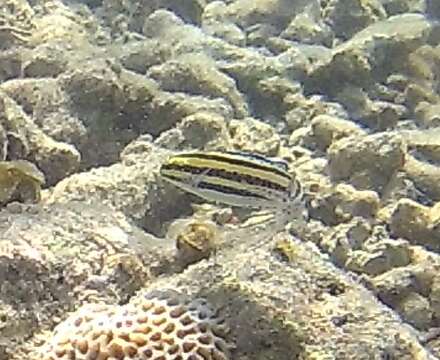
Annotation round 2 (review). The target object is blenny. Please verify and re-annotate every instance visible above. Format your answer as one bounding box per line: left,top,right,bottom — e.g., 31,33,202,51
160,150,307,229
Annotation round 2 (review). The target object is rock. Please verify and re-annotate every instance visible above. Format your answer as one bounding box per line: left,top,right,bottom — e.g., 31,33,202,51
152,0,205,25
0,49,23,82
322,0,387,41
250,75,303,121
427,0,440,19
201,1,246,46
328,132,406,193
429,273,440,319
306,14,435,98
389,198,440,251
32,135,80,186
223,0,310,30
415,102,440,128
0,91,80,185
22,42,68,78
100,0,203,37
0,201,168,360
60,59,127,117
228,118,281,156
0,160,45,205
334,86,408,130
60,59,233,167
308,183,380,226
143,9,187,39
118,39,172,74
142,9,309,123
381,0,425,15
36,110,87,149
176,112,230,150
0,0,34,50
345,239,411,276
404,83,438,112
151,111,231,151
320,218,372,266
400,128,440,165
285,94,347,133
0,78,64,116
310,114,366,151
369,266,428,306
147,53,249,118
31,8,90,48
281,5,334,46
148,91,234,136
120,134,154,165
404,154,440,201
0,77,87,151
219,46,309,104
396,292,433,330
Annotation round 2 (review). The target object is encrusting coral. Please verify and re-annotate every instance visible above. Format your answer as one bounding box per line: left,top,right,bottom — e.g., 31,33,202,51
41,289,231,360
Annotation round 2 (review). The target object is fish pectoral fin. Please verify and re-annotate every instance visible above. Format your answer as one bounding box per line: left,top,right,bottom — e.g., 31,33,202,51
189,168,211,188
240,211,276,229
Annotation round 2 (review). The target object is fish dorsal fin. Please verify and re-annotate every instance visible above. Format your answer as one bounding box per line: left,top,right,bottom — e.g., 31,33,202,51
269,159,289,172
224,151,289,172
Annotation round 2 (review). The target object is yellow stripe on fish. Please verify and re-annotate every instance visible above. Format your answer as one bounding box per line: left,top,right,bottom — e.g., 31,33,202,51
160,150,303,211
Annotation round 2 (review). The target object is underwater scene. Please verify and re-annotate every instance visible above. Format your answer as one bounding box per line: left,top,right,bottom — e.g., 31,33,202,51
1,0,440,359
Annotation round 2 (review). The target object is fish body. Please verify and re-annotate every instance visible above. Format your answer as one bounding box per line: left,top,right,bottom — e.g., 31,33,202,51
159,150,304,215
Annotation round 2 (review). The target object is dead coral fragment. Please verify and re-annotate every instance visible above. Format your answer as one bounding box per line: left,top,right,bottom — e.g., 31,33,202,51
0,159,45,204
176,221,218,265
167,214,221,267
42,289,231,360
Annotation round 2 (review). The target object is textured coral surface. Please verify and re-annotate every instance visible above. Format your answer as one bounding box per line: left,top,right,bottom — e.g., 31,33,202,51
43,290,230,360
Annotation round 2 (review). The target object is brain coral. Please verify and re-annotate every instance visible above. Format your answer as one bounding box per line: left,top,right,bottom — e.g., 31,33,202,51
42,289,231,360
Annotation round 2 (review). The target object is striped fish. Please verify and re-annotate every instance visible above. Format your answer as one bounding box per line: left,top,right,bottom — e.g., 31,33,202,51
159,151,305,218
